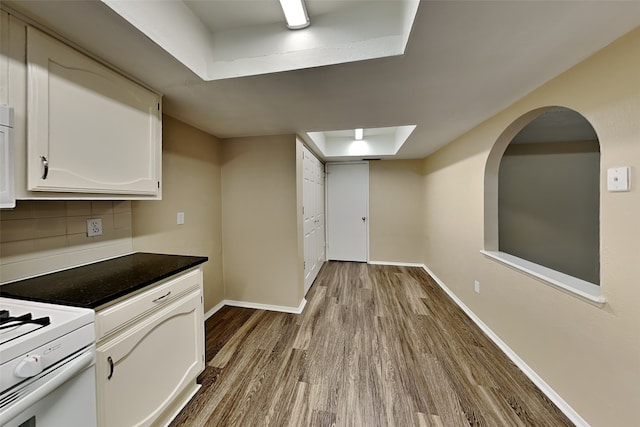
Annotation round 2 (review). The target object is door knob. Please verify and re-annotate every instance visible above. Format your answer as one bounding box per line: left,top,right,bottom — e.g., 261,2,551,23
362,217,366,222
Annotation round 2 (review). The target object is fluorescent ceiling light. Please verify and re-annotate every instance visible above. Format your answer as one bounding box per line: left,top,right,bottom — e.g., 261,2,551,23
279,0,310,30
355,128,364,140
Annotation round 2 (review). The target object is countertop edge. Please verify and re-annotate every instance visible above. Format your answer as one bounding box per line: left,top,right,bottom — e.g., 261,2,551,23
0,253,208,309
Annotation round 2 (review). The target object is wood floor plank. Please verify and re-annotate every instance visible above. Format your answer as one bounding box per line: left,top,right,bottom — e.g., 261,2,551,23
208,310,267,368
169,261,575,427
202,306,255,363
292,285,327,350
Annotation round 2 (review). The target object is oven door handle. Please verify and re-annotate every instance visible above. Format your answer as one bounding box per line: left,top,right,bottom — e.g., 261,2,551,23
0,350,94,425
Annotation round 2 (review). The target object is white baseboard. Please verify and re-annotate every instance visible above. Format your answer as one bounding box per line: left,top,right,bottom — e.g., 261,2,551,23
420,264,589,427
204,300,227,320
368,260,424,267
204,298,307,320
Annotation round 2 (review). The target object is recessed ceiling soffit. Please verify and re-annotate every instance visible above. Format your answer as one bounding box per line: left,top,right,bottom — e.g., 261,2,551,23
305,125,417,160
100,0,420,81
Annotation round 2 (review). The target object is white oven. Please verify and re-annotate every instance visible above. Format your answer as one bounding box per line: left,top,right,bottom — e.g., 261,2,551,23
0,298,97,427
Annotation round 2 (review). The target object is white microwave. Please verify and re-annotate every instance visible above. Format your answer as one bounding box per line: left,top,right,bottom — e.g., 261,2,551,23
0,104,15,209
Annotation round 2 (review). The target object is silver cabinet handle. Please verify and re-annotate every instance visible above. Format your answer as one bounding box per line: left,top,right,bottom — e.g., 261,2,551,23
40,156,48,180
107,356,114,380
152,291,171,303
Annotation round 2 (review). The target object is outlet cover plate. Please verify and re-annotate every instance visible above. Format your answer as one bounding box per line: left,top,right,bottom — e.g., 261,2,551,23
87,218,103,237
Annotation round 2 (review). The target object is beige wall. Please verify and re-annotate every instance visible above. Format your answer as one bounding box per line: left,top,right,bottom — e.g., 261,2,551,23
132,115,224,313
369,159,425,263
421,28,640,427
221,134,303,309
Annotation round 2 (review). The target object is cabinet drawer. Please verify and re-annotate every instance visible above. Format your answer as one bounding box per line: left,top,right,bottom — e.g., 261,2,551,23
95,268,201,341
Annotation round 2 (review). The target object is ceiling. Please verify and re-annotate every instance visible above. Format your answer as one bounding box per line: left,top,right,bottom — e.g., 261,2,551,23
4,1,639,159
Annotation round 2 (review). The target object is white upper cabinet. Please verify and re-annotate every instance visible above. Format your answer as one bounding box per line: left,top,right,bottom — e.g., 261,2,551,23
26,27,161,197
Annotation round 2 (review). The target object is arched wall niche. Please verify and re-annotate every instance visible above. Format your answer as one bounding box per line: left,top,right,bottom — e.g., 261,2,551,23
483,105,601,290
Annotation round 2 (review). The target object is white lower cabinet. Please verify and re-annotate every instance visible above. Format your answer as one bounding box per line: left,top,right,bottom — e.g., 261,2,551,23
95,269,205,427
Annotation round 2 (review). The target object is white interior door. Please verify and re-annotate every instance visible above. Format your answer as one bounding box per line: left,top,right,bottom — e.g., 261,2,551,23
303,147,325,294
326,162,368,262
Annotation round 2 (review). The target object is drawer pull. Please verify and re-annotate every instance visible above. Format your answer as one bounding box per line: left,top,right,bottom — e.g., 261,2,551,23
152,291,171,303
107,356,114,380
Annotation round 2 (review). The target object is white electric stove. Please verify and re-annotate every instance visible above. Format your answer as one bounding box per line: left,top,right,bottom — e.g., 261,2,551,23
0,297,97,427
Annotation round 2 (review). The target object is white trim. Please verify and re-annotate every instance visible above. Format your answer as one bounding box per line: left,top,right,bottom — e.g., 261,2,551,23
204,300,226,320
480,250,605,307
205,298,308,319
421,263,590,427
368,260,424,267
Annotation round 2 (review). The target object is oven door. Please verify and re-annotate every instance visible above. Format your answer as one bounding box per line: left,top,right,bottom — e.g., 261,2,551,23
0,348,96,427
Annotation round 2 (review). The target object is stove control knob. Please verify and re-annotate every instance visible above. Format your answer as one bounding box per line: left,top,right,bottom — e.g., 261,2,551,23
15,354,44,378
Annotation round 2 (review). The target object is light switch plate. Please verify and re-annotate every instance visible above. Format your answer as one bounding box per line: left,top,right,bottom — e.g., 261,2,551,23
607,167,630,192
177,212,185,225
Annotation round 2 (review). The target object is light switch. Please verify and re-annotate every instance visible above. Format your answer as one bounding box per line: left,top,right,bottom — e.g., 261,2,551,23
177,212,185,225
607,167,630,192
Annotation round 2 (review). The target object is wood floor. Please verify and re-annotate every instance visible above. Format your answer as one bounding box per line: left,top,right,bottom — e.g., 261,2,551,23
169,262,574,427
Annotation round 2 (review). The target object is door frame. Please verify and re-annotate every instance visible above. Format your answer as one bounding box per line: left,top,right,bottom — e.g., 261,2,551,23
325,161,369,263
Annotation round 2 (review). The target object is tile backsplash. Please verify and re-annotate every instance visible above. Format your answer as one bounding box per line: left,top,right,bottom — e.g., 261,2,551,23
0,200,133,283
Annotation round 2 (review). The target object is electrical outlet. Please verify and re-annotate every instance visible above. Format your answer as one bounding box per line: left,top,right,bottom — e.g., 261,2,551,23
87,218,103,237
474,280,480,294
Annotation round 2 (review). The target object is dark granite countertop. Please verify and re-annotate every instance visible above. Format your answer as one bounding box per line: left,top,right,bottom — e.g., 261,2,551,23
0,253,208,309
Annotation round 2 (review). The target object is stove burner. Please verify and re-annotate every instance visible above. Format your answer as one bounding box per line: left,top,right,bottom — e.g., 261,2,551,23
0,309,51,332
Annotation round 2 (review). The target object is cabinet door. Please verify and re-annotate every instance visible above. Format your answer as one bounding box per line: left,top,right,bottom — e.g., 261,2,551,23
27,27,161,195
96,290,204,427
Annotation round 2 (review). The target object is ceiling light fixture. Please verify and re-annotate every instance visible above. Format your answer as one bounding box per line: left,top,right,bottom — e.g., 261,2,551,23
279,0,310,30
355,128,364,140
